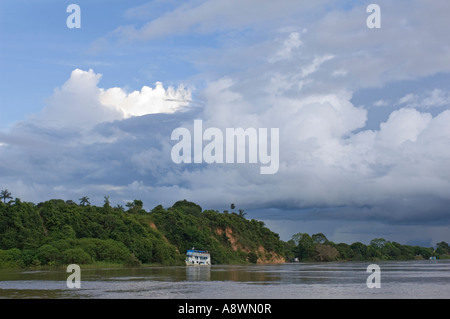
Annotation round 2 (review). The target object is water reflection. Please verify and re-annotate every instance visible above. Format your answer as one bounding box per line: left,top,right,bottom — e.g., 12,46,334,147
186,266,211,281
210,265,281,282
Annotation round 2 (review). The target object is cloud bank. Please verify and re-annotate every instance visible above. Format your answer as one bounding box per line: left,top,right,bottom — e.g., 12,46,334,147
1,65,449,228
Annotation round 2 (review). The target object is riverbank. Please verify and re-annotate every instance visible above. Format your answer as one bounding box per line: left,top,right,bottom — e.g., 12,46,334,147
2,254,449,271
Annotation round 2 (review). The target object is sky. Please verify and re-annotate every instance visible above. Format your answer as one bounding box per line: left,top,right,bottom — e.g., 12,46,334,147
1,0,450,246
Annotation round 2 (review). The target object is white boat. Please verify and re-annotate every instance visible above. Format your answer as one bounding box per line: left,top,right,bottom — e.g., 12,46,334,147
185,248,211,266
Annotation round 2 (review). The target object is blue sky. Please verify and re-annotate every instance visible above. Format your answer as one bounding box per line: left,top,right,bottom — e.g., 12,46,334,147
1,0,450,246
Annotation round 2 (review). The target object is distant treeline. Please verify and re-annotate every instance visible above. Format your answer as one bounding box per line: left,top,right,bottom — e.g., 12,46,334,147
0,192,448,269
284,232,450,262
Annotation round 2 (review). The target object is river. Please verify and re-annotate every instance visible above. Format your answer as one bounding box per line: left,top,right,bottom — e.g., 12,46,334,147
0,259,449,299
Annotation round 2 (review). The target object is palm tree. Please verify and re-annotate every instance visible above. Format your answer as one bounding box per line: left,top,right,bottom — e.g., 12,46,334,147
79,196,90,206
103,195,110,207
1,189,12,203
126,199,143,212
238,209,246,218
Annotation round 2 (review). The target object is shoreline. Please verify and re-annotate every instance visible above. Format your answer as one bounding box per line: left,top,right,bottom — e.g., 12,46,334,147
1,255,449,271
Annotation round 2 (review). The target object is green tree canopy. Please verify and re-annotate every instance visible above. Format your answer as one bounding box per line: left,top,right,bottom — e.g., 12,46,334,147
1,189,12,204
79,196,90,206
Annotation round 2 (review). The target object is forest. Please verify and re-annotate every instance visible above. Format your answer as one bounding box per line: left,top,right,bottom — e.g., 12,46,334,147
0,190,449,268
284,232,449,262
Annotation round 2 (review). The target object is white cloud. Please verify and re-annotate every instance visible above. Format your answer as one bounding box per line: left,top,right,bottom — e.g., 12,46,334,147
377,108,432,147
398,89,450,109
332,69,347,77
38,69,191,129
185,65,450,226
115,0,330,41
373,99,388,107
162,0,450,93
269,32,303,62
300,54,334,78
39,69,123,128
100,82,191,118
398,93,416,106
307,1,450,88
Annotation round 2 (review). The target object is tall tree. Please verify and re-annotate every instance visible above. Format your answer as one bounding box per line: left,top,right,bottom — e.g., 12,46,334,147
312,233,328,244
103,195,111,208
79,196,90,206
436,241,450,255
315,244,339,262
370,238,387,249
1,189,12,203
126,199,144,213
292,233,315,260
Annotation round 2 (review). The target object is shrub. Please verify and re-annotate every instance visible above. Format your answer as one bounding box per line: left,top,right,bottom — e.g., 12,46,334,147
37,244,60,265
0,248,24,268
62,248,93,264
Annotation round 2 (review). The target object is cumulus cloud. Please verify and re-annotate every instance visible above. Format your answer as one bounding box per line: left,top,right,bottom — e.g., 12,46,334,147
39,69,123,128
0,68,193,205
37,69,191,129
377,108,432,147
152,58,449,229
100,82,191,118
